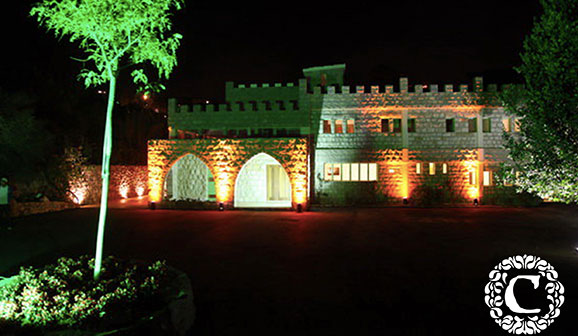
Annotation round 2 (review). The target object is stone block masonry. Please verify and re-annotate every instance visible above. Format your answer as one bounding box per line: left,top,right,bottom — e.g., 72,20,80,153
152,64,521,207
148,138,308,209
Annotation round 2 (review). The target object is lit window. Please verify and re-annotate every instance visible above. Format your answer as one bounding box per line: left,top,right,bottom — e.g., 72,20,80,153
483,171,492,186
342,163,350,180
393,119,402,133
416,163,422,174
324,163,333,181
468,118,477,132
368,163,378,181
446,119,455,132
346,119,355,133
514,118,521,132
381,119,390,133
502,118,511,132
351,163,359,181
335,120,344,133
429,163,435,175
324,164,341,181
483,118,492,133
442,163,448,174
327,163,378,182
359,163,368,181
408,118,416,133
332,164,342,181
323,120,332,133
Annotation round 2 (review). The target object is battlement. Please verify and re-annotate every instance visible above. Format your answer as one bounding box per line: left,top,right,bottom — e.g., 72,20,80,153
309,77,509,95
224,79,305,102
231,82,298,89
169,98,300,115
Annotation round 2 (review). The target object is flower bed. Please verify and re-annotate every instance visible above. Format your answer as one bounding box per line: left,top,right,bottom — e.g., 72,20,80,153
0,256,194,335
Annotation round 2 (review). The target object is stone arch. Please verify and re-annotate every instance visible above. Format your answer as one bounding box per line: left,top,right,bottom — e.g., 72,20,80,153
234,152,292,208
164,153,215,201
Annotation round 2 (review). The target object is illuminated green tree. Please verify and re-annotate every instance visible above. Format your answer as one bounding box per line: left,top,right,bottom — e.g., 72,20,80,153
30,0,183,279
501,0,578,203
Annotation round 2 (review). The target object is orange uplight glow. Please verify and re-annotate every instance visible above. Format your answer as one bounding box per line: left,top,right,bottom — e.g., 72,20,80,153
463,160,480,199
119,183,129,199
70,185,87,204
135,184,145,197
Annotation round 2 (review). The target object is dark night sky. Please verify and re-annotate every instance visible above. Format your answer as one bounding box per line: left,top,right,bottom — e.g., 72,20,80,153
3,0,541,103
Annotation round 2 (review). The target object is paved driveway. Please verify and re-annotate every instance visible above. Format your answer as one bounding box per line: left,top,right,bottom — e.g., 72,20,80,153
1,205,578,335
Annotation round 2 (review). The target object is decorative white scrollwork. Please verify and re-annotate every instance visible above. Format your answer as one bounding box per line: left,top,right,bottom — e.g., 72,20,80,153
485,255,564,334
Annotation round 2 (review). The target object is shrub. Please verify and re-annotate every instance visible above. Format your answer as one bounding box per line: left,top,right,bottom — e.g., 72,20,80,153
0,256,168,331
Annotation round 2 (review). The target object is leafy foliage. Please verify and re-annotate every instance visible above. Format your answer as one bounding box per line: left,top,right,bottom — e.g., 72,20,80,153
30,0,184,91
501,0,578,203
0,256,168,329
30,0,184,280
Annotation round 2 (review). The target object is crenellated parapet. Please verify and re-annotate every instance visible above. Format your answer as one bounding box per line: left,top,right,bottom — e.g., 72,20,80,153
308,77,506,108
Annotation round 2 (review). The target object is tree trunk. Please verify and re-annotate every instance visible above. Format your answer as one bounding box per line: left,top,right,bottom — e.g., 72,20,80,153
94,70,117,280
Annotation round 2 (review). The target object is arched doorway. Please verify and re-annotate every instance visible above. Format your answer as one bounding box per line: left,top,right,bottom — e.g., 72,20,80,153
164,154,215,201
234,153,291,208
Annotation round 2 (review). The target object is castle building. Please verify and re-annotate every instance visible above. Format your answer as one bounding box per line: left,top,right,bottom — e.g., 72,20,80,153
147,64,517,209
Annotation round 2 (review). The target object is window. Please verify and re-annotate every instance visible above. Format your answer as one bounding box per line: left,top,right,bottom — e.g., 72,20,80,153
468,118,477,132
416,163,422,174
502,118,511,132
369,163,378,181
323,120,332,133
335,120,344,133
324,163,340,181
429,163,435,175
346,119,355,133
393,119,402,133
267,165,290,201
408,118,416,133
342,164,350,180
514,118,521,132
483,171,492,186
446,119,455,132
324,163,378,181
360,163,368,181
381,119,390,133
483,118,491,133
351,163,359,181
442,163,448,174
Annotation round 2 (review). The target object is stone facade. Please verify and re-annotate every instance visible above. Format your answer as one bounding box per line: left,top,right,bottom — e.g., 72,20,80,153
151,64,516,208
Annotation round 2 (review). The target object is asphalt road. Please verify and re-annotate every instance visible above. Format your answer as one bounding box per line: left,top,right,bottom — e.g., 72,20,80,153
1,205,577,335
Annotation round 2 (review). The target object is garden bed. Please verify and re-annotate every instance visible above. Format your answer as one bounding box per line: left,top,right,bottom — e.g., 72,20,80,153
0,256,194,335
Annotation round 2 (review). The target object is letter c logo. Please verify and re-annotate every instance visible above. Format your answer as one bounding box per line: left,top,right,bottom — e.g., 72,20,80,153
504,275,541,314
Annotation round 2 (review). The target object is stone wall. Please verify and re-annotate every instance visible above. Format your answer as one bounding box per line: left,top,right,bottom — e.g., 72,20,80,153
159,65,521,206
69,165,148,205
148,138,308,209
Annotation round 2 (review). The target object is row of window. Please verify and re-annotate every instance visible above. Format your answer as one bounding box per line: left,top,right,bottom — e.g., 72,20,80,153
322,117,521,134
324,162,493,186
324,163,378,181
323,119,355,133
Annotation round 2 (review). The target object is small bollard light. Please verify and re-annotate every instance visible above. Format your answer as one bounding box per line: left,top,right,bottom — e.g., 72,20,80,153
149,201,156,210
218,202,224,211
297,203,303,213
474,198,479,206
403,198,408,205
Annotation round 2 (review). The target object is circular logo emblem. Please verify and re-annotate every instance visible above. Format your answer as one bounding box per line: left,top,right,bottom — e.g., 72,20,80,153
485,255,564,334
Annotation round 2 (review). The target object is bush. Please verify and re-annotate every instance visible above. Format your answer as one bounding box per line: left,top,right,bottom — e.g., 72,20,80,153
482,186,542,206
0,256,168,332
